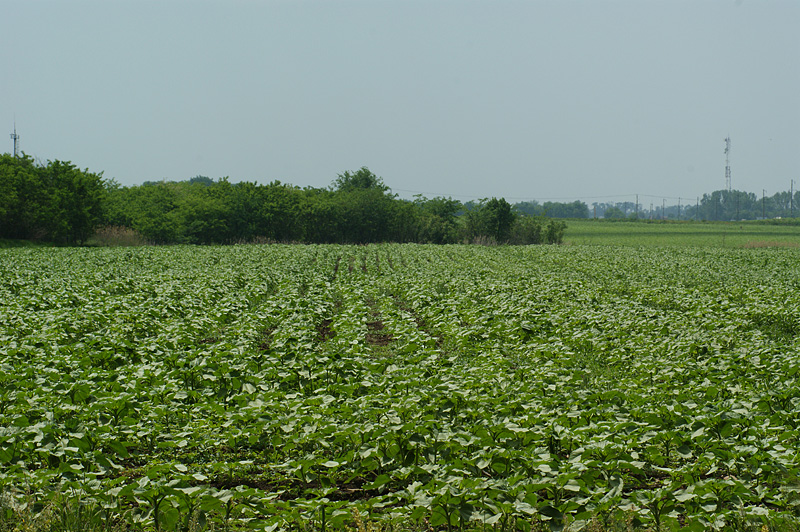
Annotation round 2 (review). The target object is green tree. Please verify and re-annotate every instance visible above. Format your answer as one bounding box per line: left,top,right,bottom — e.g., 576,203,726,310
0,155,18,225
0,153,41,239
300,188,341,243
542,200,589,218
258,182,304,241
509,215,543,245
102,179,136,227
387,198,420,243
175,180,232,244
514,200,588,218
513,200,543,217
461,198,516,243
413,196,462,244
39,160,105,244
315,167,399,243
332,167,389,193
127,182,184,243
188,175,215,186
0,155,104,244
332,188,395,243
544,220,567,244
603,206,626,219
481,197,516,242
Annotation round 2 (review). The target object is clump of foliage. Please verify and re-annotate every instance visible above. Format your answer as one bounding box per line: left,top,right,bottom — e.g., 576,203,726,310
0,154,105,244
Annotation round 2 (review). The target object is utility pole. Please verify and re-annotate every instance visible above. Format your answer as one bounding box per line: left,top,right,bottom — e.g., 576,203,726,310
791,180,794,217
678,198,681,220
763,189,766,219
662,199,666,220
10,122,19,158
696,197,699,221
635,194,639,219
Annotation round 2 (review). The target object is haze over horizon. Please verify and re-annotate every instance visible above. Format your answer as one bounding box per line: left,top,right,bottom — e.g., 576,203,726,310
2,1,798,205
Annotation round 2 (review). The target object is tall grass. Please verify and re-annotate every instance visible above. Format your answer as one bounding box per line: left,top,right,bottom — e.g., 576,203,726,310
86,226,147,247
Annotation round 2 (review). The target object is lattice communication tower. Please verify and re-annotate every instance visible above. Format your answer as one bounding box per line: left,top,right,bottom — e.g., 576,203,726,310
10,122,19,158
724,136,731,192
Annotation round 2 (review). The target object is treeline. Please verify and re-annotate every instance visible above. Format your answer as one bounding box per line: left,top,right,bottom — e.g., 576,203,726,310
104,168,566,245
0,155,566,245
513,200,589,219
592,190,800,221
690,189,800,221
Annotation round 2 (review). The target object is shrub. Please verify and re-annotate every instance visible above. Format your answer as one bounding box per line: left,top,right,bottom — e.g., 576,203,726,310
545,220,567,244
509,215,544,245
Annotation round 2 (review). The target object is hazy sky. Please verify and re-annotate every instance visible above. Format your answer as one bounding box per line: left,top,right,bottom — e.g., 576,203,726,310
2,1,798,204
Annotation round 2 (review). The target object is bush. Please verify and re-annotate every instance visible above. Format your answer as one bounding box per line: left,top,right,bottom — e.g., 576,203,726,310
545,220,567,244
509,215,543,245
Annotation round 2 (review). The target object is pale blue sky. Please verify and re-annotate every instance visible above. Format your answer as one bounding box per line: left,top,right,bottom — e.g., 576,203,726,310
2,1,798,204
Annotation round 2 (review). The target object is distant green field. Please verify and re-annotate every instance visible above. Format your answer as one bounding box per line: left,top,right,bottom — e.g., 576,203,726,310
564,219,800,247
